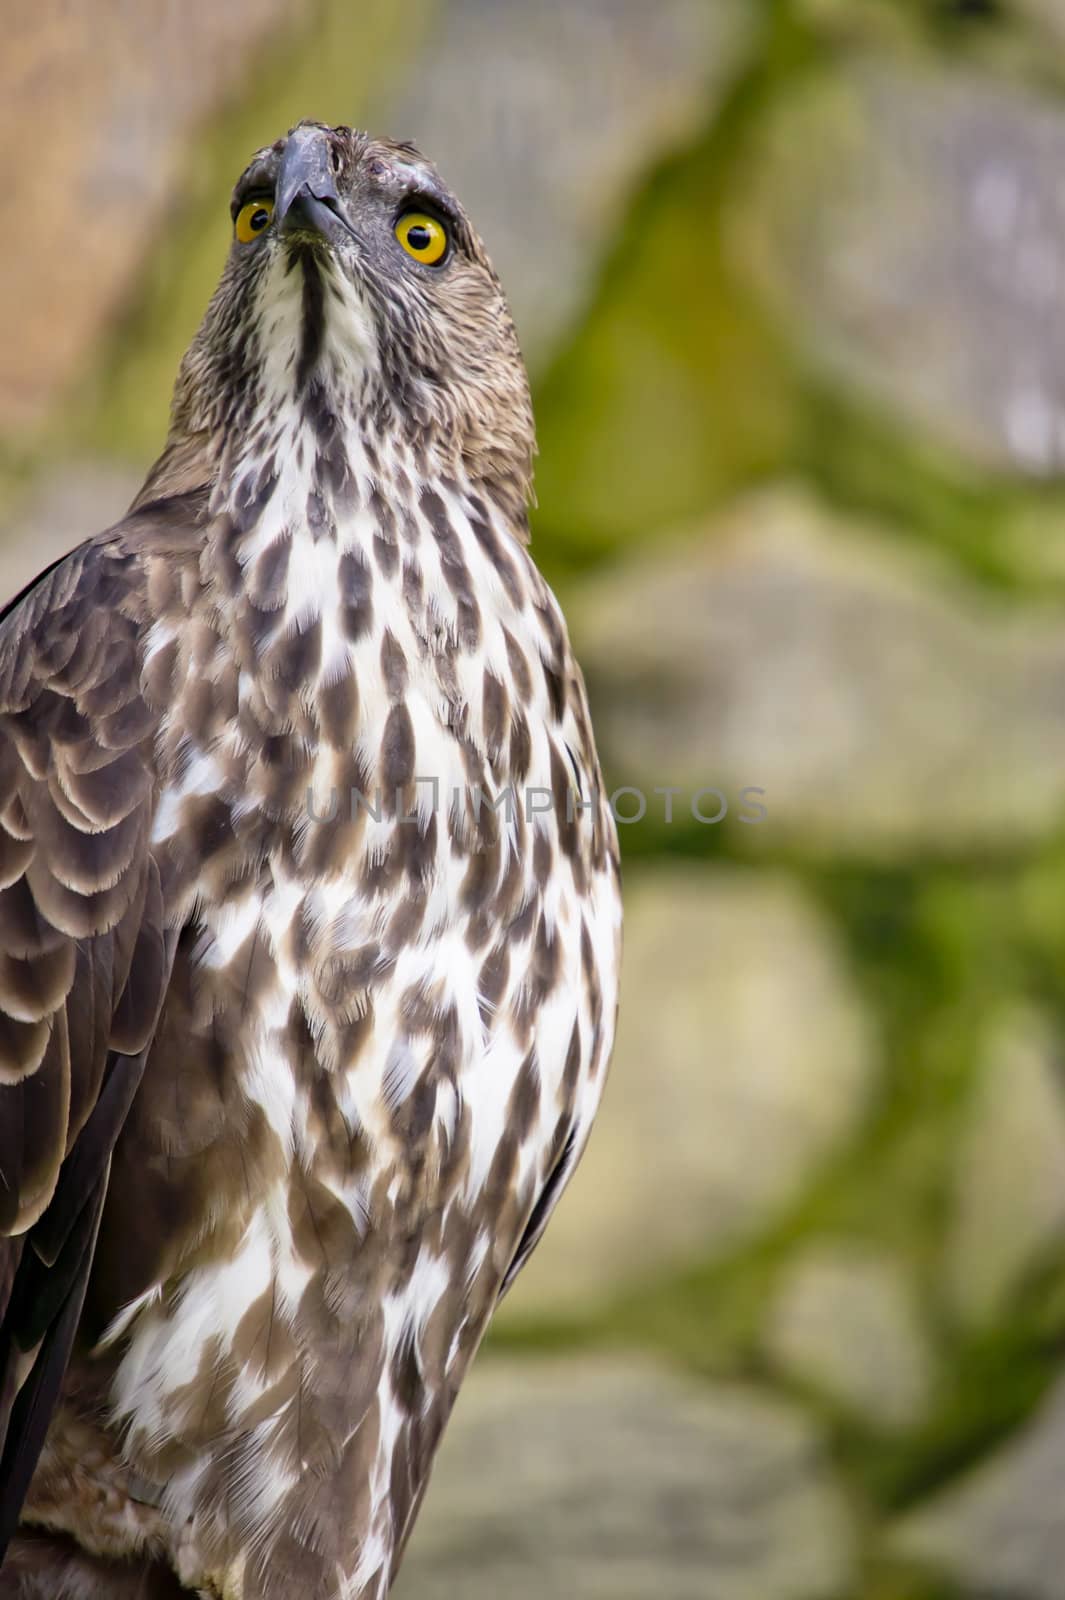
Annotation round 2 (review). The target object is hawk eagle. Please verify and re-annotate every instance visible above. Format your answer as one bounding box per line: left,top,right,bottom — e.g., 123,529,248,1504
0,123,621,1598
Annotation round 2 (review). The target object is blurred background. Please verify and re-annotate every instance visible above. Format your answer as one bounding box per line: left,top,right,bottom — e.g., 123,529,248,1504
7,1,1065,1596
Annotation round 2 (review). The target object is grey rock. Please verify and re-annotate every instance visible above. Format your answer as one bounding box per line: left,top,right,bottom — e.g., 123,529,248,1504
892,1373,1065,1598
396,1358,857,1600
763,1245,935,1429
0,462,141,606
571,486,1065,855
380,0,755,364
732,56,1065,476
946,1007,1065,1325
502,866,875,1320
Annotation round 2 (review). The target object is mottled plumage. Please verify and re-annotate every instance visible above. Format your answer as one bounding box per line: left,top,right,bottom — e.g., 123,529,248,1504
0,123,621,1597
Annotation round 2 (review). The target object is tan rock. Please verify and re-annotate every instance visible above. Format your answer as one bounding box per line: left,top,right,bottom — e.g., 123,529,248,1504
946,1007,1065,1325
0,0,305,433
763,1245,935,1429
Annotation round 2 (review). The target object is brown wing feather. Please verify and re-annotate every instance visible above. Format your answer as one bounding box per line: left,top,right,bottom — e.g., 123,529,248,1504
0,524,186,1560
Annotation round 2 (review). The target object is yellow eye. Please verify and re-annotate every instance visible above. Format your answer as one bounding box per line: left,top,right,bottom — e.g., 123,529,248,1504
395,212,448,266
235,198,275,243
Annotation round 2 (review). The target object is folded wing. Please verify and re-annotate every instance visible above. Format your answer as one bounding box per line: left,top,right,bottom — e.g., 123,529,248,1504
0,532,177,1559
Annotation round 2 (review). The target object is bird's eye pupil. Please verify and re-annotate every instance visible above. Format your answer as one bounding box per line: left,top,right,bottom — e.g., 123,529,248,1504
407,225,432,252
250,209,270,232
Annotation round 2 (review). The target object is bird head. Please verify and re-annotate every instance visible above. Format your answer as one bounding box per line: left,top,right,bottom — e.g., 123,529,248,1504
168,122,535,513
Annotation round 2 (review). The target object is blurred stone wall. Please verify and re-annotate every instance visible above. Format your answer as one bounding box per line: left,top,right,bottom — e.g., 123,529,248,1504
9,3,1065,1598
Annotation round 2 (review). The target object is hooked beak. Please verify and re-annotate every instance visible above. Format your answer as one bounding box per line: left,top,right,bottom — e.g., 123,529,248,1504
274,125,344,239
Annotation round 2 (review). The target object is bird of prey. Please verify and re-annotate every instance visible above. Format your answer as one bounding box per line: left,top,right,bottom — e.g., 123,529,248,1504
0,122,621,1599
